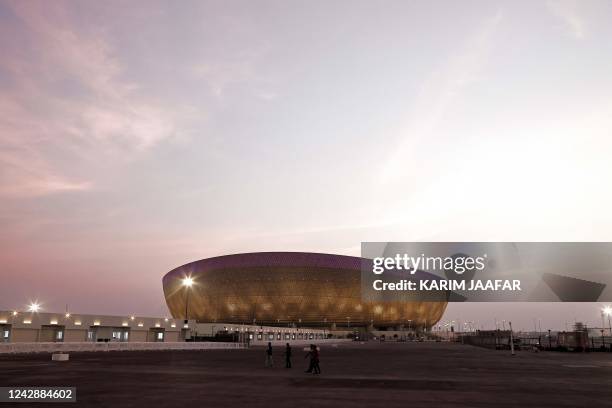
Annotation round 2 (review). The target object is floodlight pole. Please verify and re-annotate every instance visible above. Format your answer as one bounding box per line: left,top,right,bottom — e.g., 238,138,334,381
323,318,327,339
548,329,552,349
184,287,190,321
509,321,515,356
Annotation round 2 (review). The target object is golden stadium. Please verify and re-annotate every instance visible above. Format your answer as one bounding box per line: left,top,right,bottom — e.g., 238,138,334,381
162,252,447,328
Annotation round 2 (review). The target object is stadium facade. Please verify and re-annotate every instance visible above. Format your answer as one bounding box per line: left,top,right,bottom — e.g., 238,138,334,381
162,252,447,329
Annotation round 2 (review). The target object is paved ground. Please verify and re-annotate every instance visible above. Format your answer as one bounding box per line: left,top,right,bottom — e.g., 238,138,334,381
1,342,612,407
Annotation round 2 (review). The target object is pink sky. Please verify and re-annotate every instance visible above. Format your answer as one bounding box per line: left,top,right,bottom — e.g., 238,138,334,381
2,0,612,330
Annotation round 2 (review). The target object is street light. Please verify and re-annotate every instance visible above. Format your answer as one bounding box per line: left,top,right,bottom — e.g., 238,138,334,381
27,302,41,342
603,306,612,336
182,276,194,287
28,302,41,313
181,276,196,342
406,319,412,341
323,318,327,339
9,311,18,337
548,329,552,349
182,276,194,320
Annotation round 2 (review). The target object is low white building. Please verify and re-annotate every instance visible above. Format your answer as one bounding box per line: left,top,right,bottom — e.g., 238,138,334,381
0,310,188,343
0,310,337,345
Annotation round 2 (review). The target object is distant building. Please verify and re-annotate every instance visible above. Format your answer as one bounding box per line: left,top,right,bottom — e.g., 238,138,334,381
0,311,331,345
0,311,184,343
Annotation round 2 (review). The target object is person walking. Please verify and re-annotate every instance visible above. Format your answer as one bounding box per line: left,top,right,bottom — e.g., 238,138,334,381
305,344,319,373
285,343,292,368
304,344,314,373
312,345,321,374
265,342,274,367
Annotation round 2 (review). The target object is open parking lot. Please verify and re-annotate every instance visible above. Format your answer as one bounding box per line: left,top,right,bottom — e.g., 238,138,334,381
1,342,611,407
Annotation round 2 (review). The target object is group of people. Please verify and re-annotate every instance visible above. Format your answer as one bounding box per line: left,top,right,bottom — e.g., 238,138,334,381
265,342,321,374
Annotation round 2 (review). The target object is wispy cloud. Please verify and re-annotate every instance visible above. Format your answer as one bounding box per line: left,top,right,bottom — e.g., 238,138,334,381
546,0,586,39
381,11,503,182
0,0,186,197
193,60,255,97
0,147,92,197
191,45,275,100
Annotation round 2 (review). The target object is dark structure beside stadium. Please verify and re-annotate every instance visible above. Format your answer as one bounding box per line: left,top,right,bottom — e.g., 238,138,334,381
162,252,447,329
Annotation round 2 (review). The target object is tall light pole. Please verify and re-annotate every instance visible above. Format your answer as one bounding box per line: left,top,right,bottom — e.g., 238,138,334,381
548,329,552,349
182,277,194,319
603,306,612,336
537,318,542,347
8,311,18,342
182,277,194,341
323,318,327,339
28,302,41,342
28,302,40,313
509,321,515,356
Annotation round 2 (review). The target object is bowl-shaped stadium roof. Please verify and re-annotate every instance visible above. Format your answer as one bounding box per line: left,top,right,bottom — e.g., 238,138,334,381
162,252,446,328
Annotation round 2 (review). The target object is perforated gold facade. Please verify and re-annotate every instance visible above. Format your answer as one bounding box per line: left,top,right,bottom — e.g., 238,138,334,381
163,252,446,328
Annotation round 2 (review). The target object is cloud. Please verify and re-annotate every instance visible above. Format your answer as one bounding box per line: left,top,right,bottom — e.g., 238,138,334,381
0,0,185,197
381,11,502,183
191,45,275,100
546,0,585,39
1,176,91,198
193,61,255,97
0,146,92,197
256,91,278,101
